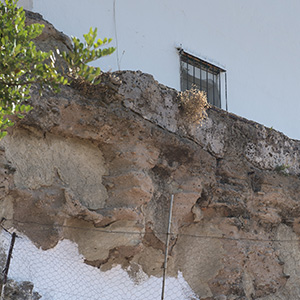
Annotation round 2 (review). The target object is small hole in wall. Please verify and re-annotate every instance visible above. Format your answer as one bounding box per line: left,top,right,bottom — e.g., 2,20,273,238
196,189,209,207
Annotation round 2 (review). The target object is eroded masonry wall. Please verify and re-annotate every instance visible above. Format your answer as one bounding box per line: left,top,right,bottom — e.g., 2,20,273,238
1,12,300,300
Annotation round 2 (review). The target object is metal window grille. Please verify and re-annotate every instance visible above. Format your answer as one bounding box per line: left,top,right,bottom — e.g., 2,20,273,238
179,50,226,108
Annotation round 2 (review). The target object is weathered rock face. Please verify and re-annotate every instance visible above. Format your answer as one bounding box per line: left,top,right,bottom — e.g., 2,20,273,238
1,281,41,300
1,12,300,300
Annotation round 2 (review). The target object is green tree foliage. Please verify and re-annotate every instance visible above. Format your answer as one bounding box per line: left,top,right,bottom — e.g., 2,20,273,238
59,27,115,84
0,0,115,138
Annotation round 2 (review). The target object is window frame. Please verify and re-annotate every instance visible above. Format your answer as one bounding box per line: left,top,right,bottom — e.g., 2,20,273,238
179,49,226,109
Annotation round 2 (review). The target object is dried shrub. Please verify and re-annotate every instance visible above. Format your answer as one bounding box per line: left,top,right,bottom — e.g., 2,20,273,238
179,87,211,125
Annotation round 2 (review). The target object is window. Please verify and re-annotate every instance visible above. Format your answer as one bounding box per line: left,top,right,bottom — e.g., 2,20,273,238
179,50,226,108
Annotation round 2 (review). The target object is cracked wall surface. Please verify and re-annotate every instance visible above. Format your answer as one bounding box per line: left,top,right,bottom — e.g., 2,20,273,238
1,11,300,300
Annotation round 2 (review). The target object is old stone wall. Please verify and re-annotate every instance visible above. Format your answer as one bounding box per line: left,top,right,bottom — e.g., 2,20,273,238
1,12,300,300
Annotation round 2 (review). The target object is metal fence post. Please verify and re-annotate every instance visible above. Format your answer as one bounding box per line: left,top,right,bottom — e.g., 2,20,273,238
161,194,174,300
0,232,17,300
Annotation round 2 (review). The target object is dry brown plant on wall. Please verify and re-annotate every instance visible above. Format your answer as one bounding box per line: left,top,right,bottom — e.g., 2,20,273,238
179,87,211,125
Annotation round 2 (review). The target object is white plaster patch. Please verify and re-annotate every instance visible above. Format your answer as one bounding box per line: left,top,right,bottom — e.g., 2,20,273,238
0,231,199,300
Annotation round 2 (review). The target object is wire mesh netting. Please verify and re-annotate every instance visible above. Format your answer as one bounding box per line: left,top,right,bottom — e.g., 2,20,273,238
0,218,297,299
0,226,199,300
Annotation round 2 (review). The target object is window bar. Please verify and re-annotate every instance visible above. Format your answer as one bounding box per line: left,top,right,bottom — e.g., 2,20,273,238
193,65,195,87
180,59,182,91
200,66,202,90
219,73,221,108
206,68,208,101
184,62,188,90
186,56,189,90
213,74,215,106
225,72,228,111
180,59,183,91
198,68,201,90
183,61,187,91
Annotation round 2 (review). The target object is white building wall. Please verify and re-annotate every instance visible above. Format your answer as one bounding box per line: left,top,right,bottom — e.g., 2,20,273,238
1,0,32,9
27,0,300,139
